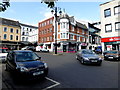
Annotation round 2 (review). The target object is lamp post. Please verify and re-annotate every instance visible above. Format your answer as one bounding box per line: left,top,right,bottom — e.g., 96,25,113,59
51,7,62,54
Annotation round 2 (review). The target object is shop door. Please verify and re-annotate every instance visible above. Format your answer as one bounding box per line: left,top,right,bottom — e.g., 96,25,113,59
63,45,67,52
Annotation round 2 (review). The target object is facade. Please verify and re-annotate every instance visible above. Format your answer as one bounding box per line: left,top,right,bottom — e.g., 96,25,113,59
0,18,21,50
20,23,38,44
100,0,120,51
38,14,88,52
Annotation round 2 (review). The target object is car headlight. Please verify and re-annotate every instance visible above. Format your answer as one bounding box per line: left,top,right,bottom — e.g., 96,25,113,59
83,57,89,61
116,55,119,57
44,63,48,68
20,66,28,72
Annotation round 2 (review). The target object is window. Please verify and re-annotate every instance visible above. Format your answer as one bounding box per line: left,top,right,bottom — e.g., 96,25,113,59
82,30,84,34
30,29,32,32
22,32,25,35
104,8,111,17
114,5,120,15
72,26,74,31
70,34,73,40
115,22,120,31
50,36,52,41
4,34,7,39
105,24,112,32
50,28,52,32
50,19,53,24
22,37,25,41
16,36,18,40
16,29,19,34
10,28,13,33
4,27,7,32
77,36,80,41
10,35,13,40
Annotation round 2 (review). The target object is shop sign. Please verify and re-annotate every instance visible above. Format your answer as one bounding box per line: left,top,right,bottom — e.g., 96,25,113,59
101,37,120,42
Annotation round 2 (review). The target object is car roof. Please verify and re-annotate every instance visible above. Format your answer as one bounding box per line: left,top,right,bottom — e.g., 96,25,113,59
12,50,33,53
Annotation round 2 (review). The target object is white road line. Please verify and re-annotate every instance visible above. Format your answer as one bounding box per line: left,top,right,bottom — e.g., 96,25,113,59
42,77,60,90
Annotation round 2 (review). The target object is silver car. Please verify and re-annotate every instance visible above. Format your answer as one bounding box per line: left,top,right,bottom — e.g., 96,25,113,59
76,49,102,65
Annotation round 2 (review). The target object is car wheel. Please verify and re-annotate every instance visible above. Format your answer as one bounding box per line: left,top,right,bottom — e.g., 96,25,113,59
81,58,84,64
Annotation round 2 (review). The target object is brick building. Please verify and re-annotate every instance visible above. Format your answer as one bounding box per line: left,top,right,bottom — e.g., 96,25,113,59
38,14,88,52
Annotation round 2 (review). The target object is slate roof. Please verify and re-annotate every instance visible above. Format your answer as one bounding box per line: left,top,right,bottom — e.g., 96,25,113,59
0,18,20,27
20,23,38,29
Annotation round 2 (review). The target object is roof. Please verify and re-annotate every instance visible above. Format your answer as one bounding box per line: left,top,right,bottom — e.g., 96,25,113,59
20,23,38,29
100,0,116,6
0,18,20,27
76,22,88,30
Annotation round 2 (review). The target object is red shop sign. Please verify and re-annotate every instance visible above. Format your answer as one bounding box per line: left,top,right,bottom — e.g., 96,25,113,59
101,37,120,42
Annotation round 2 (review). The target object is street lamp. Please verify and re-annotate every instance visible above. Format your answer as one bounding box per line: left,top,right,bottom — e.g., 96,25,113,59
51,7,62,54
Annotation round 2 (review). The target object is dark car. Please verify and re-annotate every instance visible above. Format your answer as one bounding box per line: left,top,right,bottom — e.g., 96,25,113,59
5,50,48,80
76,49,102,65
104,50,120,61
103,51,110,56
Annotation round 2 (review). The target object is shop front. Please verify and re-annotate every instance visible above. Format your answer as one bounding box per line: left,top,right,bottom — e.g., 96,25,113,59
101,36,120,51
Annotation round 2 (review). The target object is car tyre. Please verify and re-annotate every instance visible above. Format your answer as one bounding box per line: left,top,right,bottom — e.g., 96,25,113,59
81,58,84,64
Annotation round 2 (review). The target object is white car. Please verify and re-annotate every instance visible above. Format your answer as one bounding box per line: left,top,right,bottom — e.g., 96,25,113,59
0,48,8,63
40,48,49,52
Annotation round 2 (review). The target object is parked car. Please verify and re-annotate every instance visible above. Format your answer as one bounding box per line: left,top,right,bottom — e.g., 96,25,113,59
21,46,35,51
0,47,9,63
40,48,49,52
5,50,48,80
76,49,102,65
104,50,120,61
103,51,110,56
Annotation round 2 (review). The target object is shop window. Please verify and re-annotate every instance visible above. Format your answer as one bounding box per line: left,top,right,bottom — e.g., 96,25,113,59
115,22,120,31
104,8,111,17
114,5,120,15
105,24,112,32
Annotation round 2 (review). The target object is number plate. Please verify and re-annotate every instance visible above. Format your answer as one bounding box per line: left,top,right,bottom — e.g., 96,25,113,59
91,60,97,62
33,71,44,76
108,57,113,59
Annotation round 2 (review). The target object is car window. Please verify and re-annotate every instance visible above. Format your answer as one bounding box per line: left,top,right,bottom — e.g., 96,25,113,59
16,52,39,62
108,51,117,54
82,50,94,54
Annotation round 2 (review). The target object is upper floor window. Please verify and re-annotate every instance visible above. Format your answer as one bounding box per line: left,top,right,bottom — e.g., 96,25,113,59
4,27,7,32
82,30,84,34
77,36,80,41
72,26,74,31
114,5,120,15
50,19,53,24
70,34,74,40
115,22,120,31
16,29,19,34
104,8,111,17
105,24,112,32
30,29,32,32
10,35,13,40
22,37,25,41
4,34,7,39
49,28,52,32
16,36,18,40
10,28,13,33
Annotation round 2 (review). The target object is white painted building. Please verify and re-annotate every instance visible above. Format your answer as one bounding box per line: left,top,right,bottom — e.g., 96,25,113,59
20,23,38,43
100,0,120,51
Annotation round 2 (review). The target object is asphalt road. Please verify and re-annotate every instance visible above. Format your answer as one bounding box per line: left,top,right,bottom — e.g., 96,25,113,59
1,52,119,89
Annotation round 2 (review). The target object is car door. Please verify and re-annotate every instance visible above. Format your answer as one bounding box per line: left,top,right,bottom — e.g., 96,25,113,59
7,52,16,71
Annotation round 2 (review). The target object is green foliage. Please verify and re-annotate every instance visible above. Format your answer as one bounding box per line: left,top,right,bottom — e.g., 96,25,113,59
0,2,10,12
41,0,57,8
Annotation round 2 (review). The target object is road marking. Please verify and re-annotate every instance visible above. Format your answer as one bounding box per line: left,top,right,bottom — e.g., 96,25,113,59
42,77,60,90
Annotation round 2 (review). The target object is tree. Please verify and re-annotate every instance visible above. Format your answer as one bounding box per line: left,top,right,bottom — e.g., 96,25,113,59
41,0,58,8
0,1,10,12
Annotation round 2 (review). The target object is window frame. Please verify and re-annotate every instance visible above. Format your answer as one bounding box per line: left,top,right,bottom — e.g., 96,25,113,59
105,23,112,33
104,8,111,17
115,22,120,31
4,34,7,39
114,5,120,15
4,27,7,32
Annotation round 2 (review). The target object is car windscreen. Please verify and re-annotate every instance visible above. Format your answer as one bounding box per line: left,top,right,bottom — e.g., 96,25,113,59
16,52,40,62
0,49,8,53
82,50,95,54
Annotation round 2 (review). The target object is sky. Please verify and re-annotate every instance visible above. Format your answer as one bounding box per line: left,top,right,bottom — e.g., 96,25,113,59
0,1,110,26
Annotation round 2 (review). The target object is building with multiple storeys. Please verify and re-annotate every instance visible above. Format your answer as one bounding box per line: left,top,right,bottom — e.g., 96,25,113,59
0,18,21,50
100,0,120,51
38,13,88,52
20,23,38,46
